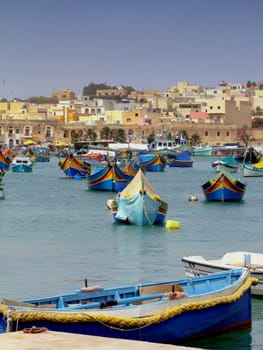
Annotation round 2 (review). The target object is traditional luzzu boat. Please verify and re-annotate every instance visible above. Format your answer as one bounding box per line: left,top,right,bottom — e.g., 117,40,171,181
87,162,132,192
0,151,12,171
139,153,166,172
11,156,33,173
58,153,91,178
202,170,246,202
110,169,168,225
165,150,193,168
182,252,263,297
0,269,256,345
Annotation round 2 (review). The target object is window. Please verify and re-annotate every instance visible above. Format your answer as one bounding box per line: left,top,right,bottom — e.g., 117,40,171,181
217,106,221,109
126,118,131,122
217,131,220,136
16,128,20,134
24,126,30,136
9,126,13,136
226,131,229,136
205,131,208,136
45,126,52,138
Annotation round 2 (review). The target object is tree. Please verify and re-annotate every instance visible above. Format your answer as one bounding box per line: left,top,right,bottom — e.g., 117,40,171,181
147,131,155,144
26,96,58,104
179,130,189,140
71,130,80,144
100,126,111,140
86,128,97,141
111,128,126,142
190,133,202,146
239,131,255,148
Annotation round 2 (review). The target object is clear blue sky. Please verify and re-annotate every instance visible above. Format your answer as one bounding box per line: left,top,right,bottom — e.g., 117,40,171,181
1,0,263,100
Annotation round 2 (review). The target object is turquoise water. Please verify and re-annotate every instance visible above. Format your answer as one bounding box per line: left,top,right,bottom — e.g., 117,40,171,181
0,156,263,349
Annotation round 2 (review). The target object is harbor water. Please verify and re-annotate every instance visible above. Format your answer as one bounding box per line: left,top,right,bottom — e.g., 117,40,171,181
0,155,263,349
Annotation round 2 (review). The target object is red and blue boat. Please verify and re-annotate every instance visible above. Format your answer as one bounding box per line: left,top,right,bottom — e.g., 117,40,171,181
202,170,246,202
0,152,12,171
139,153,166,171
87,162,132,191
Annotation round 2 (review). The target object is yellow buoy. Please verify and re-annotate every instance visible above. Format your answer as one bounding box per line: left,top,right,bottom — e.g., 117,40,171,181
165,220,180,229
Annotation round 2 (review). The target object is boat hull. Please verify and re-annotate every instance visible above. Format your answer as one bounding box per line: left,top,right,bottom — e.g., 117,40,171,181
59,155,90,178
88,164,131,192
0,269,254,344
12,165,32,173
202,172,246,201
2,290,251,343
139,154,166,172
113,193,167,226
243,164,263,177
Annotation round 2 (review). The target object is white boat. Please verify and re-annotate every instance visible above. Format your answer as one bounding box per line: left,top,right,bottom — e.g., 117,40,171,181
243,160,263,177
182,251,263,296
11,156,33,173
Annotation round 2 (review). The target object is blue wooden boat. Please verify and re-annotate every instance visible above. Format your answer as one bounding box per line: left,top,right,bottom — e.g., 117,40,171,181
139,153,166,171
0,152,11,171
0,269,256,345
202,170,246,202
11,156,33,173
58,153,91,178
165,150,193,167
87,162,132,191
111,169,168,225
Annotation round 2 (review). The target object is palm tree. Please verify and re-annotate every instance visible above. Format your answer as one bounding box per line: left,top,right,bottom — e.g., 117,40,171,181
239,132,255,148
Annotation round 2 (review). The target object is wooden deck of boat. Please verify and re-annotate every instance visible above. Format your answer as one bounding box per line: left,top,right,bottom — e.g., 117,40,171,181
0,330,202,349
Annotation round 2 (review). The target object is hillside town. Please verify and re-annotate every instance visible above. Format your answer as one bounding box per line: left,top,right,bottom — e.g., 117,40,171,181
1,80,263,149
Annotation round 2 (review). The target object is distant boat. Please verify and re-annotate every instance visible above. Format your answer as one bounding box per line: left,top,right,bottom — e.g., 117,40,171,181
87,162,132,192
139,153,166,171
0,269,254,345
58,153,90,178
235,146,262,164
165,150,193,167
192,144,212,156
111,169,168,225
202,170,246,201
212,155,240,173
11,156,33,173
0,152,12,171
243,158,263,177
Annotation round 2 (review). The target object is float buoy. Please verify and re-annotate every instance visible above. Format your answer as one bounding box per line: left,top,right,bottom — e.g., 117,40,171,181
188,195,198,201
165,220,180,229
106,199,113,210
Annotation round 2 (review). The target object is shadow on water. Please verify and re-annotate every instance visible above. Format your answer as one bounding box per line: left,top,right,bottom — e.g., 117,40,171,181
183,330,252,350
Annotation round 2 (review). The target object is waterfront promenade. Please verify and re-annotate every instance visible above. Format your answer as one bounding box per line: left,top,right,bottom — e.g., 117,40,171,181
0,331,201,350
